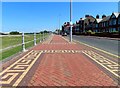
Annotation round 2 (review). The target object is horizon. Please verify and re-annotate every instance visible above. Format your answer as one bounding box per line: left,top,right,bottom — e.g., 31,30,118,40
1,2,119,33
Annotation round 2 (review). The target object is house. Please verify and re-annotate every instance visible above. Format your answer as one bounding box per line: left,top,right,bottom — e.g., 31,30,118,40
118,13,120,32
79,18,85,33
72,23,76,35
93,15,102,33
72,21,80,35
83,15,96,33
109,12,120,33
62,12,120,35
62,22,70,35
99,15,111,33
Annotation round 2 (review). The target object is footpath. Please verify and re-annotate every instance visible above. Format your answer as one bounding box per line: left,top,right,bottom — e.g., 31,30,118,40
0,34,118,87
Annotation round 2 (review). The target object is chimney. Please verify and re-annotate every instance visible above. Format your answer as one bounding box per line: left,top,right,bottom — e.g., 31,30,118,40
96,15,99,19
102,15,106,18
85,15,89,18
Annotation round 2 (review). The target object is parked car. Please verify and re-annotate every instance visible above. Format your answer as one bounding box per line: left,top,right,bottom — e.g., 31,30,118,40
62,33,67,36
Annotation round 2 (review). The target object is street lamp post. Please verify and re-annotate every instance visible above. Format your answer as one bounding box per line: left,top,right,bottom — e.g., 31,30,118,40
70,0,72,42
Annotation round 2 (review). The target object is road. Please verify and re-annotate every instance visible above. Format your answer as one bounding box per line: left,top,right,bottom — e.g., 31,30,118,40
70,35,119,56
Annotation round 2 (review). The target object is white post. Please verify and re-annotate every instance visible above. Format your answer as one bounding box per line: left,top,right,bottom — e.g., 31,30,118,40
40,33,41,42
22,32,25,52
34,32,36,45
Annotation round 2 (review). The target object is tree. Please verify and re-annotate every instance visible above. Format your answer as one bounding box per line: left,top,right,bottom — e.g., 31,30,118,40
10,31,20,35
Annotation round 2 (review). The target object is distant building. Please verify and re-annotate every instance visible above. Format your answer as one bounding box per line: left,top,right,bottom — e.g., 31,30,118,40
62,22,70,35
0,32,9,35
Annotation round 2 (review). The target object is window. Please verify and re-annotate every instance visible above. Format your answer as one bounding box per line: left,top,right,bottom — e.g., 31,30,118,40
106,22,108,26
113,28,116,32
118,18,120,24
104,22,106,27
112,19,116,25
109,20,112,25
96,24,98,28
102,23,104,27
109,28,112,32
118,27,120,32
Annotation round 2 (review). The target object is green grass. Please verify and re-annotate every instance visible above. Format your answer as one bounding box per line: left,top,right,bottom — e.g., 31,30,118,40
0,46,22,60
0,33,49,61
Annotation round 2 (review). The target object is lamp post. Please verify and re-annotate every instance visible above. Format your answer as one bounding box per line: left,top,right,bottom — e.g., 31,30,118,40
69,0,72,42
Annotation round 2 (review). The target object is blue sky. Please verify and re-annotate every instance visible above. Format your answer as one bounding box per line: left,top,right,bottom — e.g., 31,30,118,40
2,2,118,33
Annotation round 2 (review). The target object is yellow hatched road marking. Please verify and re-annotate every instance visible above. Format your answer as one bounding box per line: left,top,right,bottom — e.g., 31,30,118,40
0,73,19,84
0,50,43,86
13,51,43,86
82,50,119,78
0,50,33,76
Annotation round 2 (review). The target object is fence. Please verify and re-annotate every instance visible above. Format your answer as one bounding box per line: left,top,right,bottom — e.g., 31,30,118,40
1,32,50,60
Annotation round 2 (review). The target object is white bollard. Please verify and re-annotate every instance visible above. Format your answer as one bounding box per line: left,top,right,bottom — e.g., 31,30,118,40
34,32,36,46
22,32,25,52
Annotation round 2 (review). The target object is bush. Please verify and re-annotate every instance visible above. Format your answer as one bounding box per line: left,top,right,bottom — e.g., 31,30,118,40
10,31,20,35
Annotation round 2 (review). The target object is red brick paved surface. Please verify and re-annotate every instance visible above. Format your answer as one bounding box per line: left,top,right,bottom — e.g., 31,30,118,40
28,35,116,86
28,53,115,86
0,35,117,87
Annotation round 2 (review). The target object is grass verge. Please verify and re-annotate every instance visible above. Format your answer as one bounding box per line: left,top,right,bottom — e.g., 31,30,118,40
1,33,49,61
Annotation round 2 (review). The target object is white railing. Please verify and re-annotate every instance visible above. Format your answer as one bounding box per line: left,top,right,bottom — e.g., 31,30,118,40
1,32,49,52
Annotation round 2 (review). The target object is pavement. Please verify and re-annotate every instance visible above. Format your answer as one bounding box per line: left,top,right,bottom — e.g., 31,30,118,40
0,34,119,87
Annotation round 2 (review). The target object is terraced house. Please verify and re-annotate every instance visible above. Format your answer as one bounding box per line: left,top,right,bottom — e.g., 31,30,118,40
99,15,110,33
62,12,120,35
62,22,70,35
109,12,120,33
93,15,103,33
